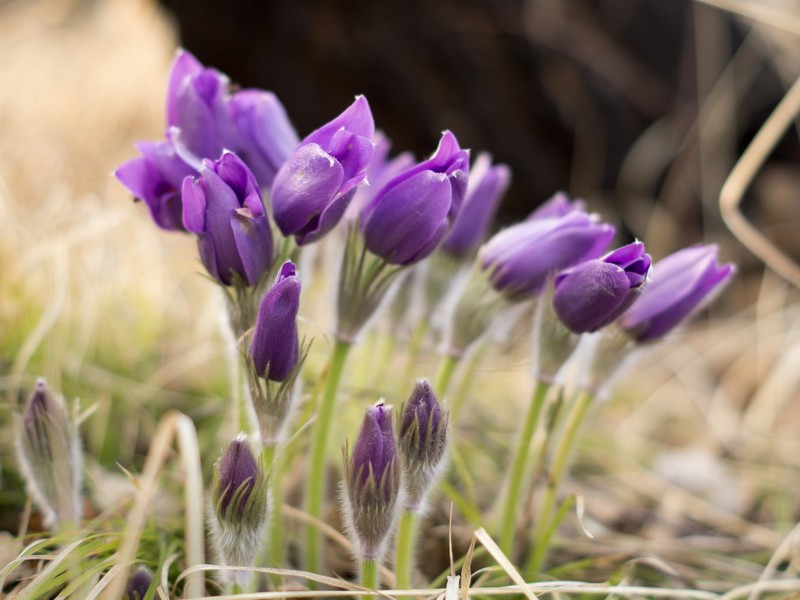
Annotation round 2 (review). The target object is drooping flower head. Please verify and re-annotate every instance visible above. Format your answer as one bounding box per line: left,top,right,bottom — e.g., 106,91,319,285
480,207,616,300
552,241,651,333
342,401,401,559
398,380,449,511
361,131,470,265
182,152,273,286
619,244,735,342
442,152,510,257
271,96,375,245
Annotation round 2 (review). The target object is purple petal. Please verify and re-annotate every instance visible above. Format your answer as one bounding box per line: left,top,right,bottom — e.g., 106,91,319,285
181,176,207,233
553,261,631,333
325,127,374,188
230,210,273,286
166,50,204,127
304,95,375,149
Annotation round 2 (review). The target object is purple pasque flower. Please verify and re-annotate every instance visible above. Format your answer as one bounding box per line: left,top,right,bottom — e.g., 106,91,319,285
480,210,616,300
124,567,153,600
361,130,470,265
182,152,273,286
271,96,375,245
228,90,300,188
527,191,585,220
552,242,651,334
619,244,735,342
249,261,301,382
442,152,510,256
343,401,401,559
213,435,263,520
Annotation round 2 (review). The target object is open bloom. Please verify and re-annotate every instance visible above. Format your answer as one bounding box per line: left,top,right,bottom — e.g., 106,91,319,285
271,96,375,245
182,152,273,286
442,152,510,257
552,242,651,333
361,131,470,265
249,261,301,382
480,208,616,300
619,244,735,342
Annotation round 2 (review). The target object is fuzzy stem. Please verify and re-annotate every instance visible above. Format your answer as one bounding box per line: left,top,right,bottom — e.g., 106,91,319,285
305,338,352,578
526,389,593,576
360,557,380,599
498,379,550,556
262,443,285,576
434,353,460,396
394,509,417,599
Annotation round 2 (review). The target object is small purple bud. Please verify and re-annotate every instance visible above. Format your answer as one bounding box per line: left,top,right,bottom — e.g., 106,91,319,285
214,437,260,519
361,131,470,265
527,191,585,220
620,244,735,342
398,380,449,511
249,261,301,382
124,567,153,600
271,96,375,245
480,208,616,300
182,151,273,286
442,153,510,257
552,242,651,333
343,401,401,559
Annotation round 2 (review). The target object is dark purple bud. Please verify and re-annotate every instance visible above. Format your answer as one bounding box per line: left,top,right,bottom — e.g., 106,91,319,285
115,138,195,231
182,152,273,286
23,379,58,449
398,380,449,511
124,567,153,600
228,90,300,188
620,244,735,342
480,209,616,300
361,131,470,265
527,191,585,220
442,152,510,257
212,435,267,523
249,261,301,381
343,401,401,559
552,242,651,334
271,96,375,245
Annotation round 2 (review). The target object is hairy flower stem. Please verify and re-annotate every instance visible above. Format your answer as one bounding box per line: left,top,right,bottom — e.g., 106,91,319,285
262,443,285,580
525,389,593,576
305,338,352,578
498,379,550,555
394,509,417,599
360,557,380,599
435,354,460,397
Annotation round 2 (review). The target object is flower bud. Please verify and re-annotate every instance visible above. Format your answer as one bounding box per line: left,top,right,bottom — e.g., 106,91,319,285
342,401,401,559
124,566,154,600
361,131,470,265
271,96,375,245
620,244,735,342
209,435,268,583
182,151,273,286
553,242,651,333
15,379,82,529
398,380,449,511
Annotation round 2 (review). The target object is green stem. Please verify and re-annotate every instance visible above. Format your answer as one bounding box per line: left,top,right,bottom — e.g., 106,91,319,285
525,389,593,576
449,343,486,422
394,510,417,598
305,338,352,578
498,380,550,555
236,361,251,434
360,557,380,599
434,353,460,396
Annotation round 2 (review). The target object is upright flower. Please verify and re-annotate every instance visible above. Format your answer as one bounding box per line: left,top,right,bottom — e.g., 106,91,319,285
441,152,510,257
15,379,82,530
361,130,470,265
342,401,401,560
398,380,449,511
271,96,375,245
552,242,651,334
620,244,735,342
209,435,268,583
182,152,273,287
480,209,616,300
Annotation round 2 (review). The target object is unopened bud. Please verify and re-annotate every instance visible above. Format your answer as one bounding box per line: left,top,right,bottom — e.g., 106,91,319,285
124,566,153,600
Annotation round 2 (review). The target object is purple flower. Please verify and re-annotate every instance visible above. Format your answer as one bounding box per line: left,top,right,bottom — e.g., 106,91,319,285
182,152,273,286
124,567,153,600
249,261,301,382
527,191,585,220
228,90,300,188
213,436,263,520
620,244,735,342
343,401,400,559
398,380,449,510
480,210,616,299
552,242,651,334
442,152,510,256
271,96,375,245
361,131,470,265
